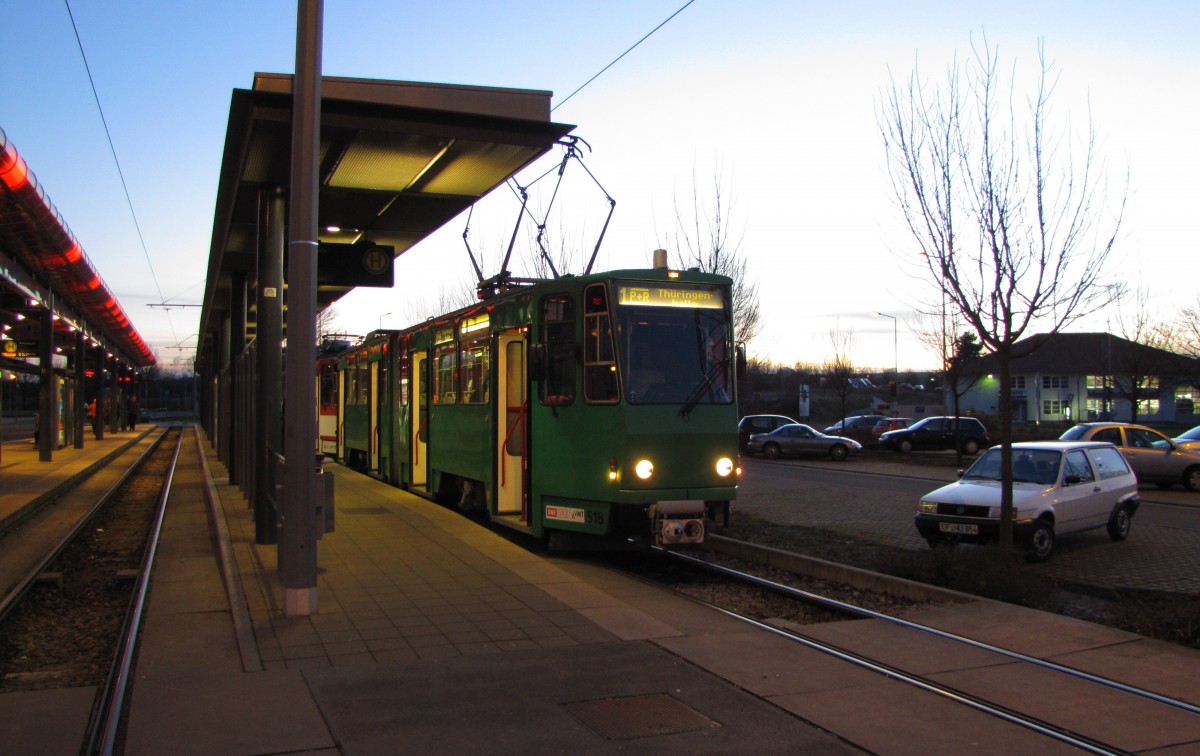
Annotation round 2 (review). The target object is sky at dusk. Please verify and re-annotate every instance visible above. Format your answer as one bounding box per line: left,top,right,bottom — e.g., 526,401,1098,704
3,1,1197,375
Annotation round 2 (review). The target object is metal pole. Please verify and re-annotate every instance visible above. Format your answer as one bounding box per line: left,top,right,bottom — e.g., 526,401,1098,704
280,0,323,616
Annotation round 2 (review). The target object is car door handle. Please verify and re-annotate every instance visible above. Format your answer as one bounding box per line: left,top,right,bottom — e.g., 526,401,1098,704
1092,486,1102,492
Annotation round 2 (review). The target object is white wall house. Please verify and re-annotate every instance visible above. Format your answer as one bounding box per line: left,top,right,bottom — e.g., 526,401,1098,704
951,332,1200,427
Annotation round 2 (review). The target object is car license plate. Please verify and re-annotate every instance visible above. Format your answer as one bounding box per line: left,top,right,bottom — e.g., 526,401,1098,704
939,522,979,535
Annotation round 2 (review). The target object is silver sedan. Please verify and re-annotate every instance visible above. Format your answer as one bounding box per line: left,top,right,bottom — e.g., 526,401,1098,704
746,423,862,462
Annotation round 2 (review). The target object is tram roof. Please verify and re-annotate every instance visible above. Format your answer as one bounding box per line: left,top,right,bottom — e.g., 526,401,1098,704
198,74,574,366
0,126,155,368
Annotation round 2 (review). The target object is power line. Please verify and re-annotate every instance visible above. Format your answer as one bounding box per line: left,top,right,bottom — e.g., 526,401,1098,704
63,0,175,346
552,0,699,113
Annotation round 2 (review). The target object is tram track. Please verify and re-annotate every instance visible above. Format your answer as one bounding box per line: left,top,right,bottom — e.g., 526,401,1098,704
0,426,184,755
592,539,1200,754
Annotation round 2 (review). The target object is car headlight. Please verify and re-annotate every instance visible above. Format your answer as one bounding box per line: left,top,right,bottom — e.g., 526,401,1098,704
635,459,654,479
715,457,734,477
918,500,938,514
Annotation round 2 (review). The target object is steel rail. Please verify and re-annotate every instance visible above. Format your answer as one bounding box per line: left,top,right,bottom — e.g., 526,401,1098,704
81,427,184,756
0,428,170,625
702,601,1131,756
664,546,1200,719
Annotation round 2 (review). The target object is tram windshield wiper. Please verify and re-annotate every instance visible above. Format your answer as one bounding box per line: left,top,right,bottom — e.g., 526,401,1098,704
678,359,728,418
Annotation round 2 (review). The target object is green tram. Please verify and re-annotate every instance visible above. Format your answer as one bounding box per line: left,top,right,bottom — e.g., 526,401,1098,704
335,266,741,547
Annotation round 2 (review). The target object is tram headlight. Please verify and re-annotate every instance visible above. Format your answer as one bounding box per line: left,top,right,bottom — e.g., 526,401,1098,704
715,457,734,477
635,459,655,480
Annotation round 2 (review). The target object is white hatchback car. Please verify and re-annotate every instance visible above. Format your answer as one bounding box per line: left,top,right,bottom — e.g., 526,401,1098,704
914,441,1141,561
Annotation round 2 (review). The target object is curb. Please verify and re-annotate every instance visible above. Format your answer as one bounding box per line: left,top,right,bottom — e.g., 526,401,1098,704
703,533,979,605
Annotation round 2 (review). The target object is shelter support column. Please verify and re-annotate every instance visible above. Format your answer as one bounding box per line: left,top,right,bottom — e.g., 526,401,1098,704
108,354,119,435
255,187,284,544
37,295,54,461
228,272,247,485
73,330,85,448
92,343,105,440
280,0,322,617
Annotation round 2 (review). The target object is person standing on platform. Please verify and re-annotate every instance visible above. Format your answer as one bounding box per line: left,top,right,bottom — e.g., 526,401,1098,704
88,399,100,439
126,394,138,431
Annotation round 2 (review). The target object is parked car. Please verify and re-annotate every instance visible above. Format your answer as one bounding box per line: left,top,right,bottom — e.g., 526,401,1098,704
914,441,1141,561
878,415,990,455
746,423,862,462
1059,423,1200,491
738,414,798,451
1174,425,1200,452
822,414,887,444
871,417,913,439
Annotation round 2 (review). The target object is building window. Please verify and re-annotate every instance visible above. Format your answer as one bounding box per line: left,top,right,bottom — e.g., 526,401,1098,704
1042,375,1069,389
1043,399,1064,416
1086,375,1108,390
1176,388,1194,415
1086,398,1111,421
1135,398,1160,416
1010,376,1026,390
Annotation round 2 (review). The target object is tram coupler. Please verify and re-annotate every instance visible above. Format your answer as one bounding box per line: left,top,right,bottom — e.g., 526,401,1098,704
649,501,706,546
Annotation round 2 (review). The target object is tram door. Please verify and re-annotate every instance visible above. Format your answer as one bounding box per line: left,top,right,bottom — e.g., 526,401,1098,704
369,361,380,473
411,350,428,489
496,332,526,517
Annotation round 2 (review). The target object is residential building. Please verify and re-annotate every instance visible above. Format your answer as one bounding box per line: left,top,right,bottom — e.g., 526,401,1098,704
952,332,1200,426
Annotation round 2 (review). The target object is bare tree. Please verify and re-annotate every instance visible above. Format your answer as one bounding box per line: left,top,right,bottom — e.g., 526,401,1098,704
879,36,1126,549
662,160,762,346
823,326,858,428
315,304,340,344
915,311,983,466
1109,288,1174,422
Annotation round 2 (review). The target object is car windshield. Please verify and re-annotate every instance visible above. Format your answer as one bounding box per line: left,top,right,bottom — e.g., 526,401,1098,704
1059,425,1089,441
1179,427,1200,441
963,448,1062,485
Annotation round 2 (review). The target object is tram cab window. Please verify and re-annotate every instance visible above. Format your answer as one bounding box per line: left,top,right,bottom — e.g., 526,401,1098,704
539,295,576,406
584,284,619,403
615,281,732,406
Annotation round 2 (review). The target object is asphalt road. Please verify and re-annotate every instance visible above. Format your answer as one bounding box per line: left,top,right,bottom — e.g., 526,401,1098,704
736,453,1200,593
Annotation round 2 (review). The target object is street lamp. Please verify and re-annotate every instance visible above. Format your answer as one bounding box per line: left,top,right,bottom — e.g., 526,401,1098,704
873,311,898,396
379,311,392,331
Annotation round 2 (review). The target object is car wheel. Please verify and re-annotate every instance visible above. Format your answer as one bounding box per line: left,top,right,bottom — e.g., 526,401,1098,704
898,439,914,454
828,444,849,462
1107,505,1133,541
1025,519,1055,562
763,443,781,460
962,439,980,455
1183,466,1200,492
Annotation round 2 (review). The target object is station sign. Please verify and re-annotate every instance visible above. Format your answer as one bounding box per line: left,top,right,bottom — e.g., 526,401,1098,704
317,243,395,288
1,339,38,358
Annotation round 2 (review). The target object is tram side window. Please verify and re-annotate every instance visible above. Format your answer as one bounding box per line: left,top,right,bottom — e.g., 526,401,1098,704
460,335,490,404
584,284,618,403
434,340,457,405
399,351,409,406
539,295,576,406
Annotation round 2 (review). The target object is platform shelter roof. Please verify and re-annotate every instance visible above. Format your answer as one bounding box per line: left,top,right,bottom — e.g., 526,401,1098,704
198,74,574,365
0,126,155,368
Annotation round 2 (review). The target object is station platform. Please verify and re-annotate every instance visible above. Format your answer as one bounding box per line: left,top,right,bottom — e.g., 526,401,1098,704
3,426,1200,754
